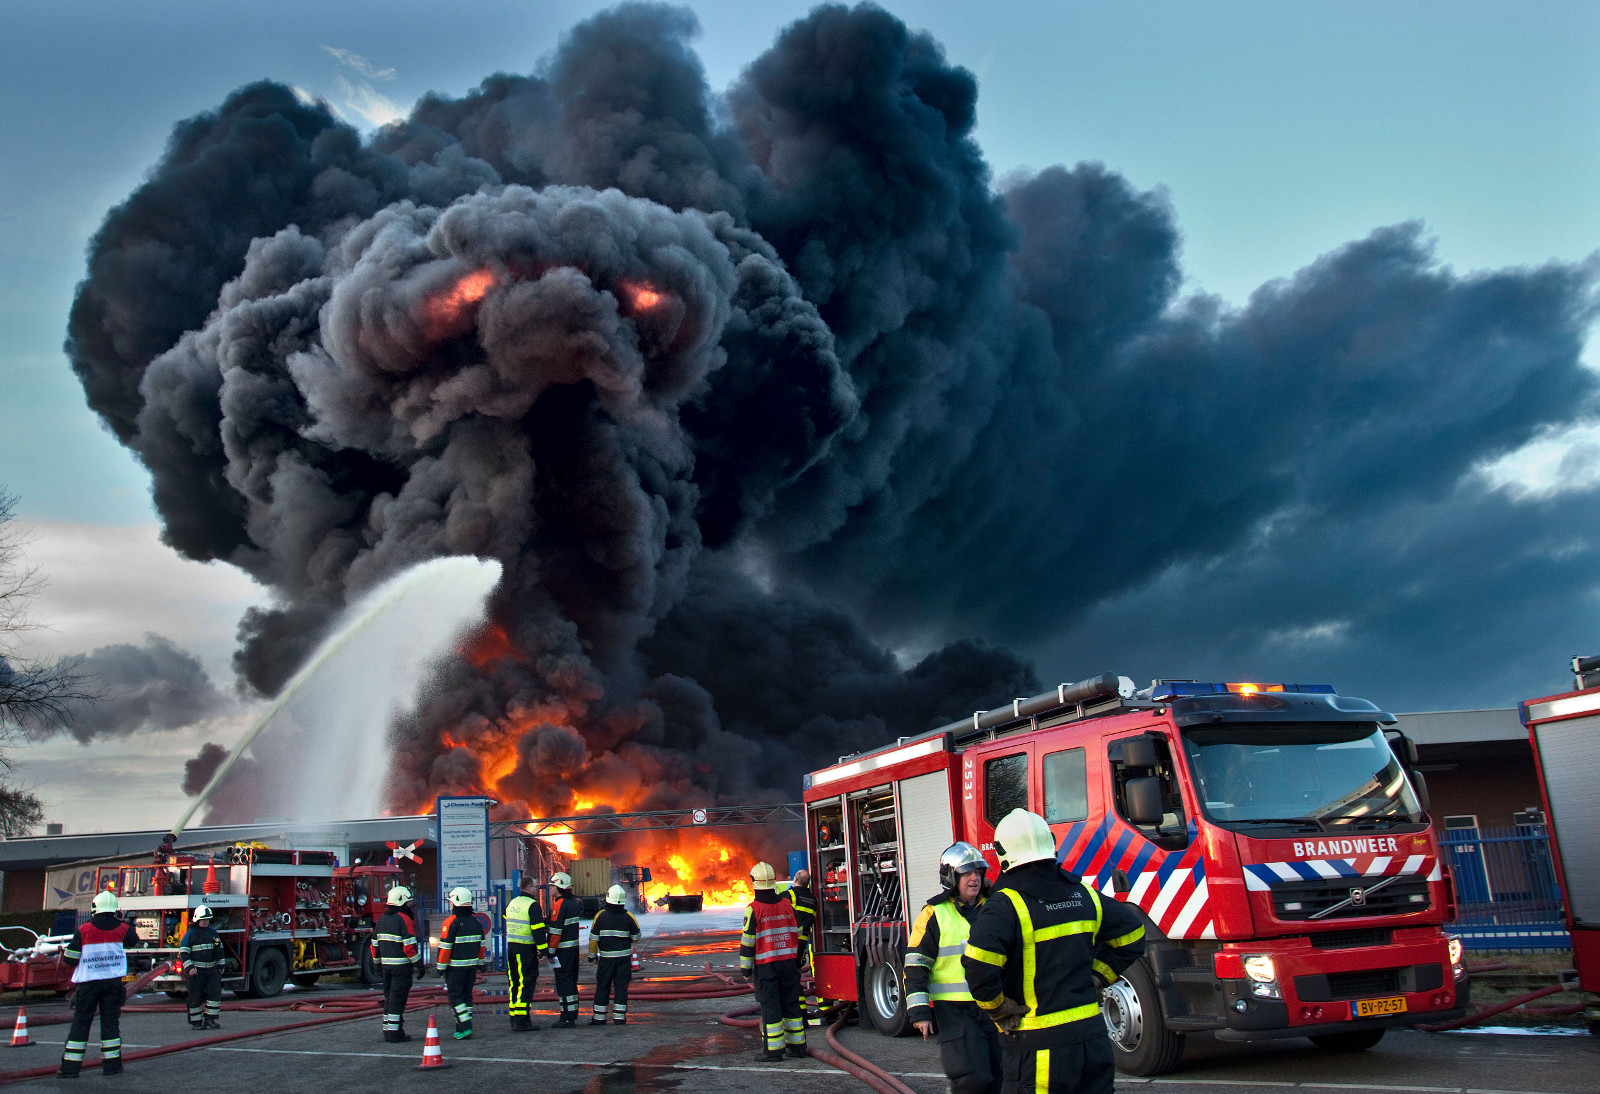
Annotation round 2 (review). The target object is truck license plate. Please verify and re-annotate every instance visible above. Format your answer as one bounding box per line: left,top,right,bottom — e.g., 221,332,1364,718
1351,996,1406,1018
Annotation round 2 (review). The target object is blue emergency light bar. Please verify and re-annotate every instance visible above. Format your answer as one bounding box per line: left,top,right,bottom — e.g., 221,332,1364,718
1148,681,1336,701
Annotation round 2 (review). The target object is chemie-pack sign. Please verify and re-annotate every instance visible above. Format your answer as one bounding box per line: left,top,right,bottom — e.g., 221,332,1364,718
436,796,491,898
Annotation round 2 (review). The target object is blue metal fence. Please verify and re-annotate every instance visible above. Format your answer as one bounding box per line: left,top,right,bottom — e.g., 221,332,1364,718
1440,826,1568,950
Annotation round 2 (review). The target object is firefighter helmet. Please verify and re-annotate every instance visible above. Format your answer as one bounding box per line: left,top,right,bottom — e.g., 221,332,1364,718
193,905,214,922
551,872,573,890
448,886,474,908
606,884,627,905
749,862,776,890
938,842,989,890
992,809,1056,870
91,890,118,914
386,885,412,907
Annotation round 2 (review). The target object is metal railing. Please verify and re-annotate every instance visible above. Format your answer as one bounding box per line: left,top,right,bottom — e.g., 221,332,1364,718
1441,826,1568,950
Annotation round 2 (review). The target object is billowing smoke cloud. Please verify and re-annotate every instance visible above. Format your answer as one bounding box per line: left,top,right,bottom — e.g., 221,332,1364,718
65,3,1598,820
40,635,229,744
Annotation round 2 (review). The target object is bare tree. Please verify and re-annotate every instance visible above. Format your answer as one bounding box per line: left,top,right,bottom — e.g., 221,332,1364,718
0,487,93,835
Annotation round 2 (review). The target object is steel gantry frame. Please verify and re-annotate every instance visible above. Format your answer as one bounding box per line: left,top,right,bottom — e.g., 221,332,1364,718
489,802,803,841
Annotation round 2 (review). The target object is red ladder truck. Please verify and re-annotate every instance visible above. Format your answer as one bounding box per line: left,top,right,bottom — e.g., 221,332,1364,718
803,674,1468,1075
1521,657,1600,1035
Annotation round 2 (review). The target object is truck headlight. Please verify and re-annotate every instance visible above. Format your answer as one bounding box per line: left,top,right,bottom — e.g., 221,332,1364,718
1243,955,1276,984
1447,937,1463,967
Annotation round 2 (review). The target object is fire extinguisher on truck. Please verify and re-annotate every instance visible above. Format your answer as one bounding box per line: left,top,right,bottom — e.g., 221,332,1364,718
802,673,1469,1076
1522,656,1600,1035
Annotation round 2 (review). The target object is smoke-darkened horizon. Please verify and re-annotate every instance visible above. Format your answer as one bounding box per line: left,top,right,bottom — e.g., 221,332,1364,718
63,2,1600,821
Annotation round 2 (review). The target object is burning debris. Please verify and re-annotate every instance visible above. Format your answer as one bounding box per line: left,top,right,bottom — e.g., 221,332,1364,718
63,3,1598,861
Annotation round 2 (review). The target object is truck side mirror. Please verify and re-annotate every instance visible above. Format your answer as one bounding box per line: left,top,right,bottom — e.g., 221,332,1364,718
1391,734,1419,767
1125,776,1165,826
1120,737,1159,770
1409,770,1431,813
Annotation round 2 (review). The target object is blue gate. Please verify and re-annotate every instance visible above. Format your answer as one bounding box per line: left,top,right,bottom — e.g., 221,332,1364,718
1441,826,1567,950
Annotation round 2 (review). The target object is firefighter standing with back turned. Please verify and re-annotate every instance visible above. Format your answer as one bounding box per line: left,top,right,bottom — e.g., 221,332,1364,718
178,905,223,1030
504,876,551,1031
437,887,484,1039
371,885,423,1043
740,862,808,1062
57,890,135,1078
549,872,584,1027
962,809,1147,1094
906,842,1002,1094
588,884,642,1024
780,868,821,1025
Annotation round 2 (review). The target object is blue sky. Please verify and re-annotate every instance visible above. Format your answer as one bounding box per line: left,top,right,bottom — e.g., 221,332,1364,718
2,0,1597,830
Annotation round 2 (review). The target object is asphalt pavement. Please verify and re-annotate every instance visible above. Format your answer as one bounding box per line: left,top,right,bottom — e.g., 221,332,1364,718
0,928,1593,1094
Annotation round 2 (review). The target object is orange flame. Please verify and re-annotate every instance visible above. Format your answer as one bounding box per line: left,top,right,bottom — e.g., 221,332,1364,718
621,281,665,312
424,268,496,332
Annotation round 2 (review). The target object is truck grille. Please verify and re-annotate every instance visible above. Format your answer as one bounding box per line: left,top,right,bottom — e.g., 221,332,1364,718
1294,963,1444,1002
1325,969,1399,998
1309,928,1392,949
1270,875,1430,920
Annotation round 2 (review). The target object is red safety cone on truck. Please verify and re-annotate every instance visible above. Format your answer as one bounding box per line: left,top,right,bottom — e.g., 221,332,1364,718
415,1014,450,1070
9,1007,30,1047
203,860,221,895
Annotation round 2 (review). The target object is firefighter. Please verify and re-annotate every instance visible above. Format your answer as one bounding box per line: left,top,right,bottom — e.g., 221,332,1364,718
904,842,1001,1094
370,885,423,1043
58,890,136,1078
587,884,641,1025
437,888,484,1040
178,905,224,1031
504,876,551,1031
961,809,1147,1094
779,869,821,1026
740,862,807,1062
548,872,584,1027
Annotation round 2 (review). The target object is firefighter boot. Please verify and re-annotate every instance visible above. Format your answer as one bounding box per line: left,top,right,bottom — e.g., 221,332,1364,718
55,1063,79,1080
202,1016,221,1030
786,1044,809,1059
509,1016,534,1033
755,1048,785,1063
100,1059,123,1077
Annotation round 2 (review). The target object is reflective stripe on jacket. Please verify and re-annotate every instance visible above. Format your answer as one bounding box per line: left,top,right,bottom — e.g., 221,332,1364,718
739,895,799,969
904,893,982,1019
371,909,420,967
438,909,485,968
505,895,549,950
587,906,641,959
961,859,1147,1049
178,925,223,969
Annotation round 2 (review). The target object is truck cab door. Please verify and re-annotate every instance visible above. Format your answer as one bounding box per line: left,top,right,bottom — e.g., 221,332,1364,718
963,744,1031,879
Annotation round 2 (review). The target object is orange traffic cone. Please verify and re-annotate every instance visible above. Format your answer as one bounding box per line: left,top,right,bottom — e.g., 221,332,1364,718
414,1014,450,1070
203,860,221,895
631,952,642,973
10,1007,31,1047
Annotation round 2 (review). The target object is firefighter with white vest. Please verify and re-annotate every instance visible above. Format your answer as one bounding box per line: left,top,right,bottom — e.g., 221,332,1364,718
437,888,484,1039
58,890,136,1078
587,884,642,1024
178,905,224,1030
504,877,551,1031
548,872,584,1027
370,885,423,1042
905,842,1002,1094
962,809,1147,1094
740,862,807,1062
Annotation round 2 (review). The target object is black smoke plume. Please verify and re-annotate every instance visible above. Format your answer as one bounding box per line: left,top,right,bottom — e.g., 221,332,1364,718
65,3,1598,818
35,635,228,744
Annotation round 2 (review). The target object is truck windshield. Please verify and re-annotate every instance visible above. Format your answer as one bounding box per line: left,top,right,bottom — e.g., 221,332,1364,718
1180,723,1422,827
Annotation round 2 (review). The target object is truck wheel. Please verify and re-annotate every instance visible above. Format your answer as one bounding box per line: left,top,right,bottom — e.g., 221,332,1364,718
246,948,288,998
862,958,911,1036
1309,1029,1384,1052
357,942,378,986
1103,961,1184,1076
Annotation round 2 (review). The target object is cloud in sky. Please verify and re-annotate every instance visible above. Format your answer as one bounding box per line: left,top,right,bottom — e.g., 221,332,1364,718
322,44,402,127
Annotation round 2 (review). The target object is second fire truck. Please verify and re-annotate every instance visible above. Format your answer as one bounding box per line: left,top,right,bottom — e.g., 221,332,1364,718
803,674,1468,1074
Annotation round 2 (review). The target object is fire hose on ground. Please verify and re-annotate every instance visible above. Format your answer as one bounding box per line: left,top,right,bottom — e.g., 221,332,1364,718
1411,959,1587,1032
720,1002,917,1094
0,973,755,1084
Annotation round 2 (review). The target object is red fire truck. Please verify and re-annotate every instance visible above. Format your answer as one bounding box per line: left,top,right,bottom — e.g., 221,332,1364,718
99,845,409,998
803,674,1467,1074
1521,657,1600,1034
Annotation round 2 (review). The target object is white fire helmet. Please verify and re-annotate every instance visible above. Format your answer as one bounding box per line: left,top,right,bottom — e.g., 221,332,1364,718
91,890,118,915
606,884,627,905
551,872,573,890
448,887,474,908
386,885,412,907
193,905,214,922
992,809,1057,870
750,862,777,891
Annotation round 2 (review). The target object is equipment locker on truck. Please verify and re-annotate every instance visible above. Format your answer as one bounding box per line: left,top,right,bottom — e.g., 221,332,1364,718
803,674,1468,1075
